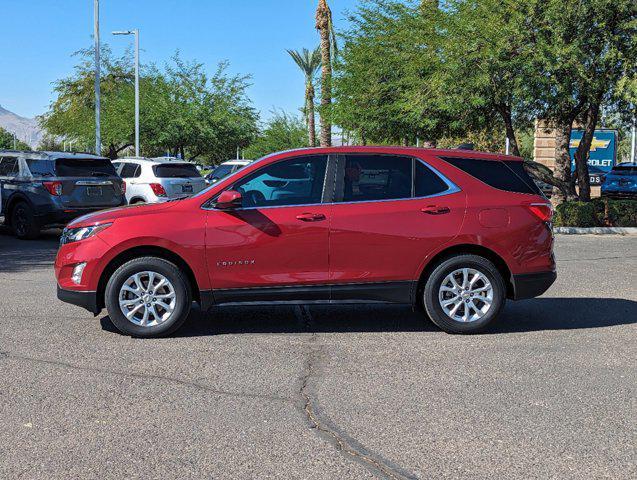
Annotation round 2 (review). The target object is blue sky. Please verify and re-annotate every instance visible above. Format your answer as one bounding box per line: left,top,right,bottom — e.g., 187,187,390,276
0,0,358,120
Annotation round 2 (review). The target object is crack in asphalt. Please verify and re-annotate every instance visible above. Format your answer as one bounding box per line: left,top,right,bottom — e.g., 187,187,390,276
295,306,418,480
0,350,291,404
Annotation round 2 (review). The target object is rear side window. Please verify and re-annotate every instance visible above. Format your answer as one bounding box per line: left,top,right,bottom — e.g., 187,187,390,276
26,159,55,177
153,163,200,178
54,158,118,177
120,163,141,178
441,156,541,195
0,157,19,177
415,161,449,197
341,155,413,202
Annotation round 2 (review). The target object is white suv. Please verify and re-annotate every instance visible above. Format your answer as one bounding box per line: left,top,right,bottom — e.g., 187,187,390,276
113,157,207,204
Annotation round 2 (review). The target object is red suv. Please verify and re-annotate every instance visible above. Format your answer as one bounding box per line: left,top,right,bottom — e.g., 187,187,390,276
55,147,556,337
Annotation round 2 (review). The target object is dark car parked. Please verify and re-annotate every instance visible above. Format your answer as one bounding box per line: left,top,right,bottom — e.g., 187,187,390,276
0,150,126,239
601,162,637,199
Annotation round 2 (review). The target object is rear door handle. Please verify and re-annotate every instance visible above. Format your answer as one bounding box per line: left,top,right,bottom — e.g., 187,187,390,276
421,205,450,215
296,213,326,222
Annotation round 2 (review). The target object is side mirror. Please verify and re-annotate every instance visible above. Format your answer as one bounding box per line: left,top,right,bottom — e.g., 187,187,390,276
216,190,242,209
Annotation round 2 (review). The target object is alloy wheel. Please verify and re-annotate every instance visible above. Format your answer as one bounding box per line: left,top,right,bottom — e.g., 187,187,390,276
438,267,494,323
118,271,176,327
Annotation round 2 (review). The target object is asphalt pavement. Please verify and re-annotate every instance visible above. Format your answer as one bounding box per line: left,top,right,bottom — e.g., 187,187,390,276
0,228,635,479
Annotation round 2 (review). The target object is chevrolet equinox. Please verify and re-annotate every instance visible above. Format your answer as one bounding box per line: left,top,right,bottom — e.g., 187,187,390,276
55,147,556,337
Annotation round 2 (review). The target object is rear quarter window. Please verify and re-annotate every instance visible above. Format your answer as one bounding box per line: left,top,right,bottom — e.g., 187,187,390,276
153,163,201,178
26,159,55,177
441,156,542,195
55,158,118,177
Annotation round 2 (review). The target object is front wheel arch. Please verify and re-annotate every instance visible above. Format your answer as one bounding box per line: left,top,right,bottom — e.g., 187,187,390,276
97,246,201,311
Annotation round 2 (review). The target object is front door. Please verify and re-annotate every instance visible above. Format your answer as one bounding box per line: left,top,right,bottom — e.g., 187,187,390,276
205,155,333,301
328,154,466,294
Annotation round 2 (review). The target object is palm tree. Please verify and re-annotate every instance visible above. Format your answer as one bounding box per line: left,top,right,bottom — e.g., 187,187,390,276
315,0,338,147
286,47,321,147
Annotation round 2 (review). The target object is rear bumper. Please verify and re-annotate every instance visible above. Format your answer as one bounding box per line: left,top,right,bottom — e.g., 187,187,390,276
512,271,556,300
57,286,100,315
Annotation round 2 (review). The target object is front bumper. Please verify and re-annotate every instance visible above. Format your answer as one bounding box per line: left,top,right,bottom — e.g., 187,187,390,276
57,286,101,315
512,271,557,300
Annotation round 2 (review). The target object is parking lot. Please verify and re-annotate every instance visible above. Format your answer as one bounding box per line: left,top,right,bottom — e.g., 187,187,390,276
0,229,635,479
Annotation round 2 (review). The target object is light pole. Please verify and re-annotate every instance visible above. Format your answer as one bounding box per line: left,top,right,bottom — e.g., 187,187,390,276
113,29,140,157
94,0,101,155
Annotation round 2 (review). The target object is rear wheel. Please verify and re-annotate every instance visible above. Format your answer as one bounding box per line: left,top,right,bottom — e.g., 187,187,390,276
422,254,506,334
11,201,40,240
105,257,192,337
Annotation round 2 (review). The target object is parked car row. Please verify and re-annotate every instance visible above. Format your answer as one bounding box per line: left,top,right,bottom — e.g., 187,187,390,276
0,150,241,239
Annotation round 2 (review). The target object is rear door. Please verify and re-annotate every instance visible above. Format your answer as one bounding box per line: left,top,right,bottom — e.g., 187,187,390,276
329,154,466,289
153,163,205,197
54,157,124,208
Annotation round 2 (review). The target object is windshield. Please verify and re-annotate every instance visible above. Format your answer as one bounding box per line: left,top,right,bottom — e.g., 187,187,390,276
153,163,201,178
209,164,233,180
55,158,118,177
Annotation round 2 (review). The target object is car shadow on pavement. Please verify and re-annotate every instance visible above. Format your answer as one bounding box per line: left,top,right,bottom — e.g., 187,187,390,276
99,298,637,337
0,226,61,273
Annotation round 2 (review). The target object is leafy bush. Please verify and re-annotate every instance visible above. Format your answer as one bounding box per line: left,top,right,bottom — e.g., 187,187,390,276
554,198,637,227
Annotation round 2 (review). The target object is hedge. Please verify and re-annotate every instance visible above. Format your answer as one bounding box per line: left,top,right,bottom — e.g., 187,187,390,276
553,198,637,227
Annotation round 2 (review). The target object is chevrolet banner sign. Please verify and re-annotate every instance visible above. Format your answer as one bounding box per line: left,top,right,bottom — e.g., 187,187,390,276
569,129,618,185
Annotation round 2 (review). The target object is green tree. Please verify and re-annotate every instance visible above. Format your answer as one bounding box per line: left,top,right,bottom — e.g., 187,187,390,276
287,47,321,147
40,45,135,159
41,46,258,161
0,127,31,150
142,56,258,162
244,111,308,159
334,1,448,145
524,0,637,201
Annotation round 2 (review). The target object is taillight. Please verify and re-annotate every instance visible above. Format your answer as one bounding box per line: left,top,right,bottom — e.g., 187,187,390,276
120,182,126,194
43,181,63,196
527,203,553,222
150,183,167,197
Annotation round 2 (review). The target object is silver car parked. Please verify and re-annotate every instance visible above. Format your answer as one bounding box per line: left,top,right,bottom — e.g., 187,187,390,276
112,157,207,204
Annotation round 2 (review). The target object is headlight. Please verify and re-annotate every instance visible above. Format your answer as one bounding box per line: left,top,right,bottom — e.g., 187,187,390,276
60,223,112,245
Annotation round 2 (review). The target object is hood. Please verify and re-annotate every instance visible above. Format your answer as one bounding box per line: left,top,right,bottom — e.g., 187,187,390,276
68,202,177,227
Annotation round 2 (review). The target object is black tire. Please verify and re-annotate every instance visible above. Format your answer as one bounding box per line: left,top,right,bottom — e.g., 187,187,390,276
422,254,506,334
130,198,146,205
105,257,192,337
11,201,40,240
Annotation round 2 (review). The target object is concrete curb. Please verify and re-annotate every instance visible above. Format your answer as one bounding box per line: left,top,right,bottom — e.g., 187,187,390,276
554,227,637,235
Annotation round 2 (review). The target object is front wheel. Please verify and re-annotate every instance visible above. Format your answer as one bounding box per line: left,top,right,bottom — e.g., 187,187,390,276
422,254,506,334
105,257,192,337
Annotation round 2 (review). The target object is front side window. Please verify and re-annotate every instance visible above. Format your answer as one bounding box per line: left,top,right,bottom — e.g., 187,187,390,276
231,155,328,208
0,157,19,177
340,155,413,202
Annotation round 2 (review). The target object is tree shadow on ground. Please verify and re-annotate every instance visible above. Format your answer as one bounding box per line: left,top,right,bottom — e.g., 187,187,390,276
100,297,637,337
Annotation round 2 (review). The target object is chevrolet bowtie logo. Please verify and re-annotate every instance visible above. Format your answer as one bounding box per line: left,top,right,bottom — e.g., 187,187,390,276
570,137,611,151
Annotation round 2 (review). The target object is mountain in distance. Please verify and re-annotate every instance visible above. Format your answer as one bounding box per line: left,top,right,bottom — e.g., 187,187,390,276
0,104,43,148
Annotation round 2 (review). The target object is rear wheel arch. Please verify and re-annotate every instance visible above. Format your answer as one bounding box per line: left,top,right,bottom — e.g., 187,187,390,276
96,246,201,310
416,244,514,304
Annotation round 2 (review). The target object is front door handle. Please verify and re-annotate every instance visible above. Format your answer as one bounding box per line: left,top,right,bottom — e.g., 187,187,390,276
296,212,326,222
421,205,450,215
